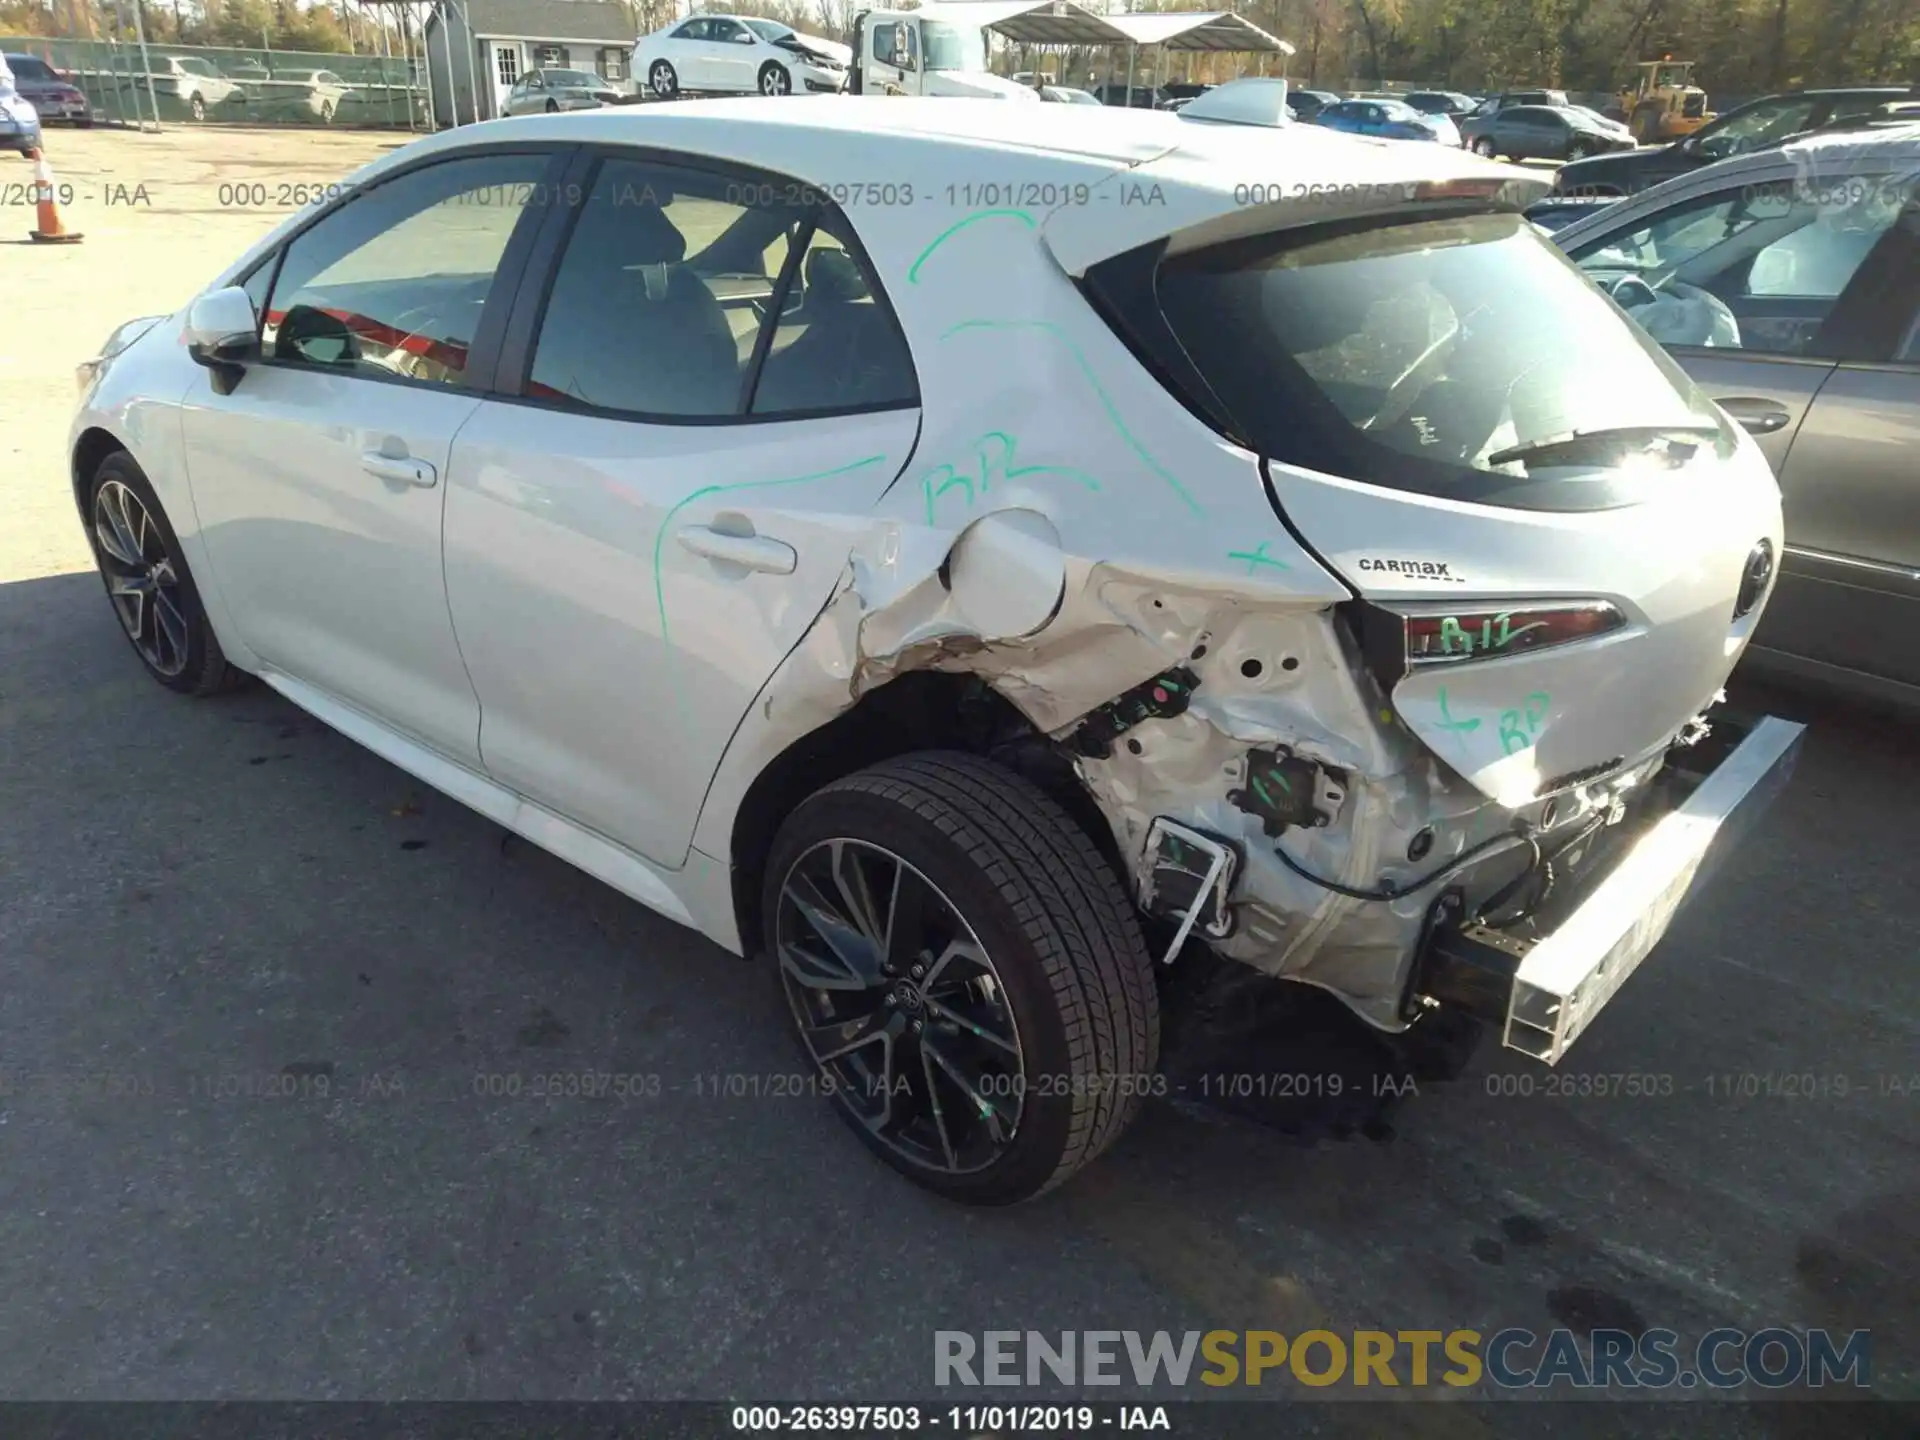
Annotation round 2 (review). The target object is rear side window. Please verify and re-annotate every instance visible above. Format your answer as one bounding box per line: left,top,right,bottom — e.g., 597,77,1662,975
1136,210,1732,510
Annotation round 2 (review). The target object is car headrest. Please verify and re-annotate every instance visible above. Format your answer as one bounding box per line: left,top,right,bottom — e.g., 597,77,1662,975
621,201,687,266
804,246,865,303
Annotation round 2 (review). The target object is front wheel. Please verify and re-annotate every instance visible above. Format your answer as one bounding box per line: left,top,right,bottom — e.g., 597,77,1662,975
1470,135,1497,157
648,60,678,98
759,61,792,96
84,452,243,696
544,98,558,112
188,92,206,121
765,752,1160,1205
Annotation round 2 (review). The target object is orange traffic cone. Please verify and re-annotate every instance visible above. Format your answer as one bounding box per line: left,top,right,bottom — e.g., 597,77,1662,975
26,147,83,245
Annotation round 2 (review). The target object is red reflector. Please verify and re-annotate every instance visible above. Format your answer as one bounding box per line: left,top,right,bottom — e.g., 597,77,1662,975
1402,602,1626,666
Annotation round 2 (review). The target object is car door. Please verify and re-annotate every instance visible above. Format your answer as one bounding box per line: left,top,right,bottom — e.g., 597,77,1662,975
441,150,922,868
663,19,709,87
180,148,564,767
704,18,757,91
1748,182,1920,689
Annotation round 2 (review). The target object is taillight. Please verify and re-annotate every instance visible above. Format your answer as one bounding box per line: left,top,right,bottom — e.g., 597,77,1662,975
1398,601,1627,668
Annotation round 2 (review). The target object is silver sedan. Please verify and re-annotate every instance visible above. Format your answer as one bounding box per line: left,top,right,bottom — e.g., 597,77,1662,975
502,68,620,116
1554,126,1920,708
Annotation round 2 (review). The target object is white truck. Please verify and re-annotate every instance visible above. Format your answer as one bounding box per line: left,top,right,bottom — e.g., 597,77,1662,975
846,6,1042,100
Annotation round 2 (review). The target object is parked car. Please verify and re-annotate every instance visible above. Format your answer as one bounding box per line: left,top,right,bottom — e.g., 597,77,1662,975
503,67,619,116
1283,87,1340,121
1460,104,1633,161
634,13,848,98
1472,88,1570,114
1405,89,1475,117
3,52,91,125
0,66,43,154
1566,103,1634,141
1316,96,1459,144
1552,126,1920,707
265,68,352,122
1158,81,1212,111
1090,82,1166,109
1039,85,1100,105
71,101,1802,1204
149,55,244,121
1557,86,1918,197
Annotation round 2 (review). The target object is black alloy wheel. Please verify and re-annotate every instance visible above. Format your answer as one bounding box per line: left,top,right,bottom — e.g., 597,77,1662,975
765,752,1160,1205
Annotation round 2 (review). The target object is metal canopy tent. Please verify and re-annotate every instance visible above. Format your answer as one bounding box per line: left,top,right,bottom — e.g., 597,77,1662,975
1101,12,1292,102
1104,12,1289,53
917,0,1136,48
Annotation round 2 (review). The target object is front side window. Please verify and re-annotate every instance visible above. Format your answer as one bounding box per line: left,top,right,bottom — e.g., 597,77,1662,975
1147,210,1730,510
263,153,550,387
708,20,747,43
1569,174,1915,354
919,22,973,71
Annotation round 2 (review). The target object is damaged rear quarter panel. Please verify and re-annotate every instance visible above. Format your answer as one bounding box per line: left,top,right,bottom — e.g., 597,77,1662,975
693,148,1508,1023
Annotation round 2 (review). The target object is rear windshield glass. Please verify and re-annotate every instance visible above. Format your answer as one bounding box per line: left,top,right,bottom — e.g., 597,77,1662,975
1154,211,1733,509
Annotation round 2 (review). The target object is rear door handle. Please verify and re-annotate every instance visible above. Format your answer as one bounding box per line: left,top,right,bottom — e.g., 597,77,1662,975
1716,397,1794,435
676,525,797,575
362,452,437,487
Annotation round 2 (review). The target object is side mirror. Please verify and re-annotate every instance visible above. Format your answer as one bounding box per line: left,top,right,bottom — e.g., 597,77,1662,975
184,286,259,392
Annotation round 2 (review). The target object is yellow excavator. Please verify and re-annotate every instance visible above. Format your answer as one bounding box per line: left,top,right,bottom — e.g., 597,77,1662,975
1609,58,1714,143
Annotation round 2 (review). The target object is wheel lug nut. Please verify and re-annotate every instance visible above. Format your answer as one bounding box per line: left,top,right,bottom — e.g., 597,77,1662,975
884,994,896,1007
910,964,925,979
910,1019,923,1034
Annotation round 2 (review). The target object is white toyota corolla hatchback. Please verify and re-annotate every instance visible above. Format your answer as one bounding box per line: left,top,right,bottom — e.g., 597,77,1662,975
70,98,1804,1204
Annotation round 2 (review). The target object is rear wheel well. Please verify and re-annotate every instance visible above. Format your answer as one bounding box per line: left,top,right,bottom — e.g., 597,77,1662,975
727,671,1124,956
71,427,125,518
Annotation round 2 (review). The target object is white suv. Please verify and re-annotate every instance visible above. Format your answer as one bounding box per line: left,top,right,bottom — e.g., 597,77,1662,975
70,99,1802,1204
633,14,847,98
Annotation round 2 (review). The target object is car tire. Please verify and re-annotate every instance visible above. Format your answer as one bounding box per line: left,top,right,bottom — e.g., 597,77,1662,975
1471,135,1497,157
83,451,244,697
188,92,205,121
544,98,558,112
319,99,335,123
758,61,792,96
764,751,1160,1206
649,60,678,98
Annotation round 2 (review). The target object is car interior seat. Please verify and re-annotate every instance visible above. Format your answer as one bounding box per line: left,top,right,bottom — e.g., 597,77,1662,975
752,244,913,413
532,200,740,415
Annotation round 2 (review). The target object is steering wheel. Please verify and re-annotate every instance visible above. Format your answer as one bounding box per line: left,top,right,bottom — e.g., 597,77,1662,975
383,301,468,380
1609,274,1661,308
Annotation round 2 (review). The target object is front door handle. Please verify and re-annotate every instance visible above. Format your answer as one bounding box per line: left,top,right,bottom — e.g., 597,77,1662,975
1716,397,1794,436
362,451,437,487
676,525,797,575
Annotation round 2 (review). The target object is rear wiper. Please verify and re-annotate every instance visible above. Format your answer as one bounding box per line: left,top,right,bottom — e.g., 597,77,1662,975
1486,423,1721,469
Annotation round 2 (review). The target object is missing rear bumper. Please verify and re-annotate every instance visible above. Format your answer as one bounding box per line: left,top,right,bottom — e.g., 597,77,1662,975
1409,710,1805,1064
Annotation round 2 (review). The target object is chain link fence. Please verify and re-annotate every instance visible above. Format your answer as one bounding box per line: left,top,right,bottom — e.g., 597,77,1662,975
0,36,429,128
